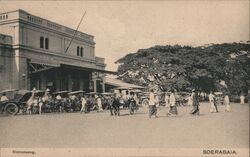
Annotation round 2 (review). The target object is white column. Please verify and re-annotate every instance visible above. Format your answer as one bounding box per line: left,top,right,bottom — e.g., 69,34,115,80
93,79,97,92
102,77,106,93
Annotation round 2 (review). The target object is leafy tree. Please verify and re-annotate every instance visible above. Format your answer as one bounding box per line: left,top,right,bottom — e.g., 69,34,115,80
116,42,250,95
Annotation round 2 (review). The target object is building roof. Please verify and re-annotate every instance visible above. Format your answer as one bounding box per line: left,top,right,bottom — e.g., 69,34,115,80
105,77,144,89
0,9,94,43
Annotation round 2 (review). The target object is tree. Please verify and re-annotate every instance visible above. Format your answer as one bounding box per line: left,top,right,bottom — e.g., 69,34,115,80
116,42,250,94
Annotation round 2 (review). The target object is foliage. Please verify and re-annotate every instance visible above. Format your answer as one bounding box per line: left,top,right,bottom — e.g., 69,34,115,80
116,42,250,95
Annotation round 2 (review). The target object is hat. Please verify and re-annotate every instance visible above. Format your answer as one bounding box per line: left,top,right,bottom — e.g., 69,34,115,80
192,89,196,92
46,88,50,92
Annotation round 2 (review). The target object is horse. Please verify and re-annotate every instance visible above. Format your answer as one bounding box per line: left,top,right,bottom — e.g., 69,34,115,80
26,89,36,114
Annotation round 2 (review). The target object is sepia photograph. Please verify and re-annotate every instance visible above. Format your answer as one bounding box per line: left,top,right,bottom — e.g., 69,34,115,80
0,0,249,157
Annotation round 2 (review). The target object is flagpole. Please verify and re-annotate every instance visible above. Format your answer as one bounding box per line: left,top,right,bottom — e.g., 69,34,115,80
65,10,86,53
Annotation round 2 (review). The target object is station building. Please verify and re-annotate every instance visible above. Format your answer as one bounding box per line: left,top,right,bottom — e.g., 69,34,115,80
0,9,116,92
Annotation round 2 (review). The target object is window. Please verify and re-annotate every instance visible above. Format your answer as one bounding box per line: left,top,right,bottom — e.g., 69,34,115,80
80,47,83,57
45,38,49,49
40,36,44,48
77,46,80,56
6,15,8,19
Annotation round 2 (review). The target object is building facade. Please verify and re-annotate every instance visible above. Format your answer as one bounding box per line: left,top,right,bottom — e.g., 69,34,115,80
0,9,114,92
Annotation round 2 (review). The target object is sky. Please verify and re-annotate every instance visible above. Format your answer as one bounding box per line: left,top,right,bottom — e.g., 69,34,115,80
0,1,249,71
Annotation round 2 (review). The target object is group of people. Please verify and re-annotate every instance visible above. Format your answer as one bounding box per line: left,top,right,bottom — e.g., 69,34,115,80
148,89,201,118
79,94,104,113
80,91,139,116
147,88,245,118
0,87,247,116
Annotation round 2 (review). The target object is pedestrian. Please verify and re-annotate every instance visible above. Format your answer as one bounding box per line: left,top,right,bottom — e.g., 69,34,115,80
190,89,200,115
133,93,139,111
209,91,217,113
167,89,177,117
165,93,170,108
108,95,114,116
240,94,245,105
155,93,159,107
112,93,120,116
148,89,158,118
0,93,9,102
40,88,50,114
187,94,193,106
80,95,87,113
96,94,103,112
224,94,231,112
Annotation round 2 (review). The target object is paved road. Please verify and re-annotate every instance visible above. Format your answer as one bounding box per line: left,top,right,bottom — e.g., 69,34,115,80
0,103,249,148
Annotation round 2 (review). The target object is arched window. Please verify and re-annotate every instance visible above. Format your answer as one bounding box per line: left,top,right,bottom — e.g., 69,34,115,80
45,38,49,49
77,46,80,56
80,47,83,57
40,36,44,48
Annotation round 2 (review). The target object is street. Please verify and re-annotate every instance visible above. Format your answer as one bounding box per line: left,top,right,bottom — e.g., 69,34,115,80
0,103,249,148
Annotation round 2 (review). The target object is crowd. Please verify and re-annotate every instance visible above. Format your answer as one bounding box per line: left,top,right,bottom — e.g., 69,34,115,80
147,89,247,118
0,87,247,116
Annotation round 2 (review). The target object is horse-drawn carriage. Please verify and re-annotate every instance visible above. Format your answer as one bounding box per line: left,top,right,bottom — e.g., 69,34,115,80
51,90,83,112
0,89,44,115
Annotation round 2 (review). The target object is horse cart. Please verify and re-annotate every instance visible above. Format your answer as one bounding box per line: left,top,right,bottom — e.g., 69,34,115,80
0,89,44,115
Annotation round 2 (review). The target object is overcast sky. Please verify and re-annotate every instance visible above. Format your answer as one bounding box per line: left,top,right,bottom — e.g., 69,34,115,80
0,1,249,71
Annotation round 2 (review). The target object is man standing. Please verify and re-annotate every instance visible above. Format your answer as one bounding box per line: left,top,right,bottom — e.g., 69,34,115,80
167,89,177,117
80,95,87,113
209,91,217,113
190,89,200,115
224,94,231,112
112,93,120,116
96,94,103,112
240,94,245,105
108,95,114,116
165,93,170,108
148,89,157,118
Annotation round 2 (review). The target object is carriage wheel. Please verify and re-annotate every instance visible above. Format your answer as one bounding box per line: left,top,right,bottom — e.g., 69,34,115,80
142,99,149,106
4,103,19,115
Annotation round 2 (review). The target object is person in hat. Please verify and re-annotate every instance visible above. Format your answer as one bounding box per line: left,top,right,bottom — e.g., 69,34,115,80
190,89,200,115
95,94,103,112
209,91,217,113
148,89,158,118
80,95,87,113
112,93,120,116
0,93,9,102
224,94,231,112
165,93,170,108
240,94,245,105
108,95,114,116
167,89,177,116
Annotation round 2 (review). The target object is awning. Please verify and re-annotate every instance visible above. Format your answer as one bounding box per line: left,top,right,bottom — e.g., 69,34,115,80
28,62,117,75
29,61,60,74
60,64,117,75
105,77,145,89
